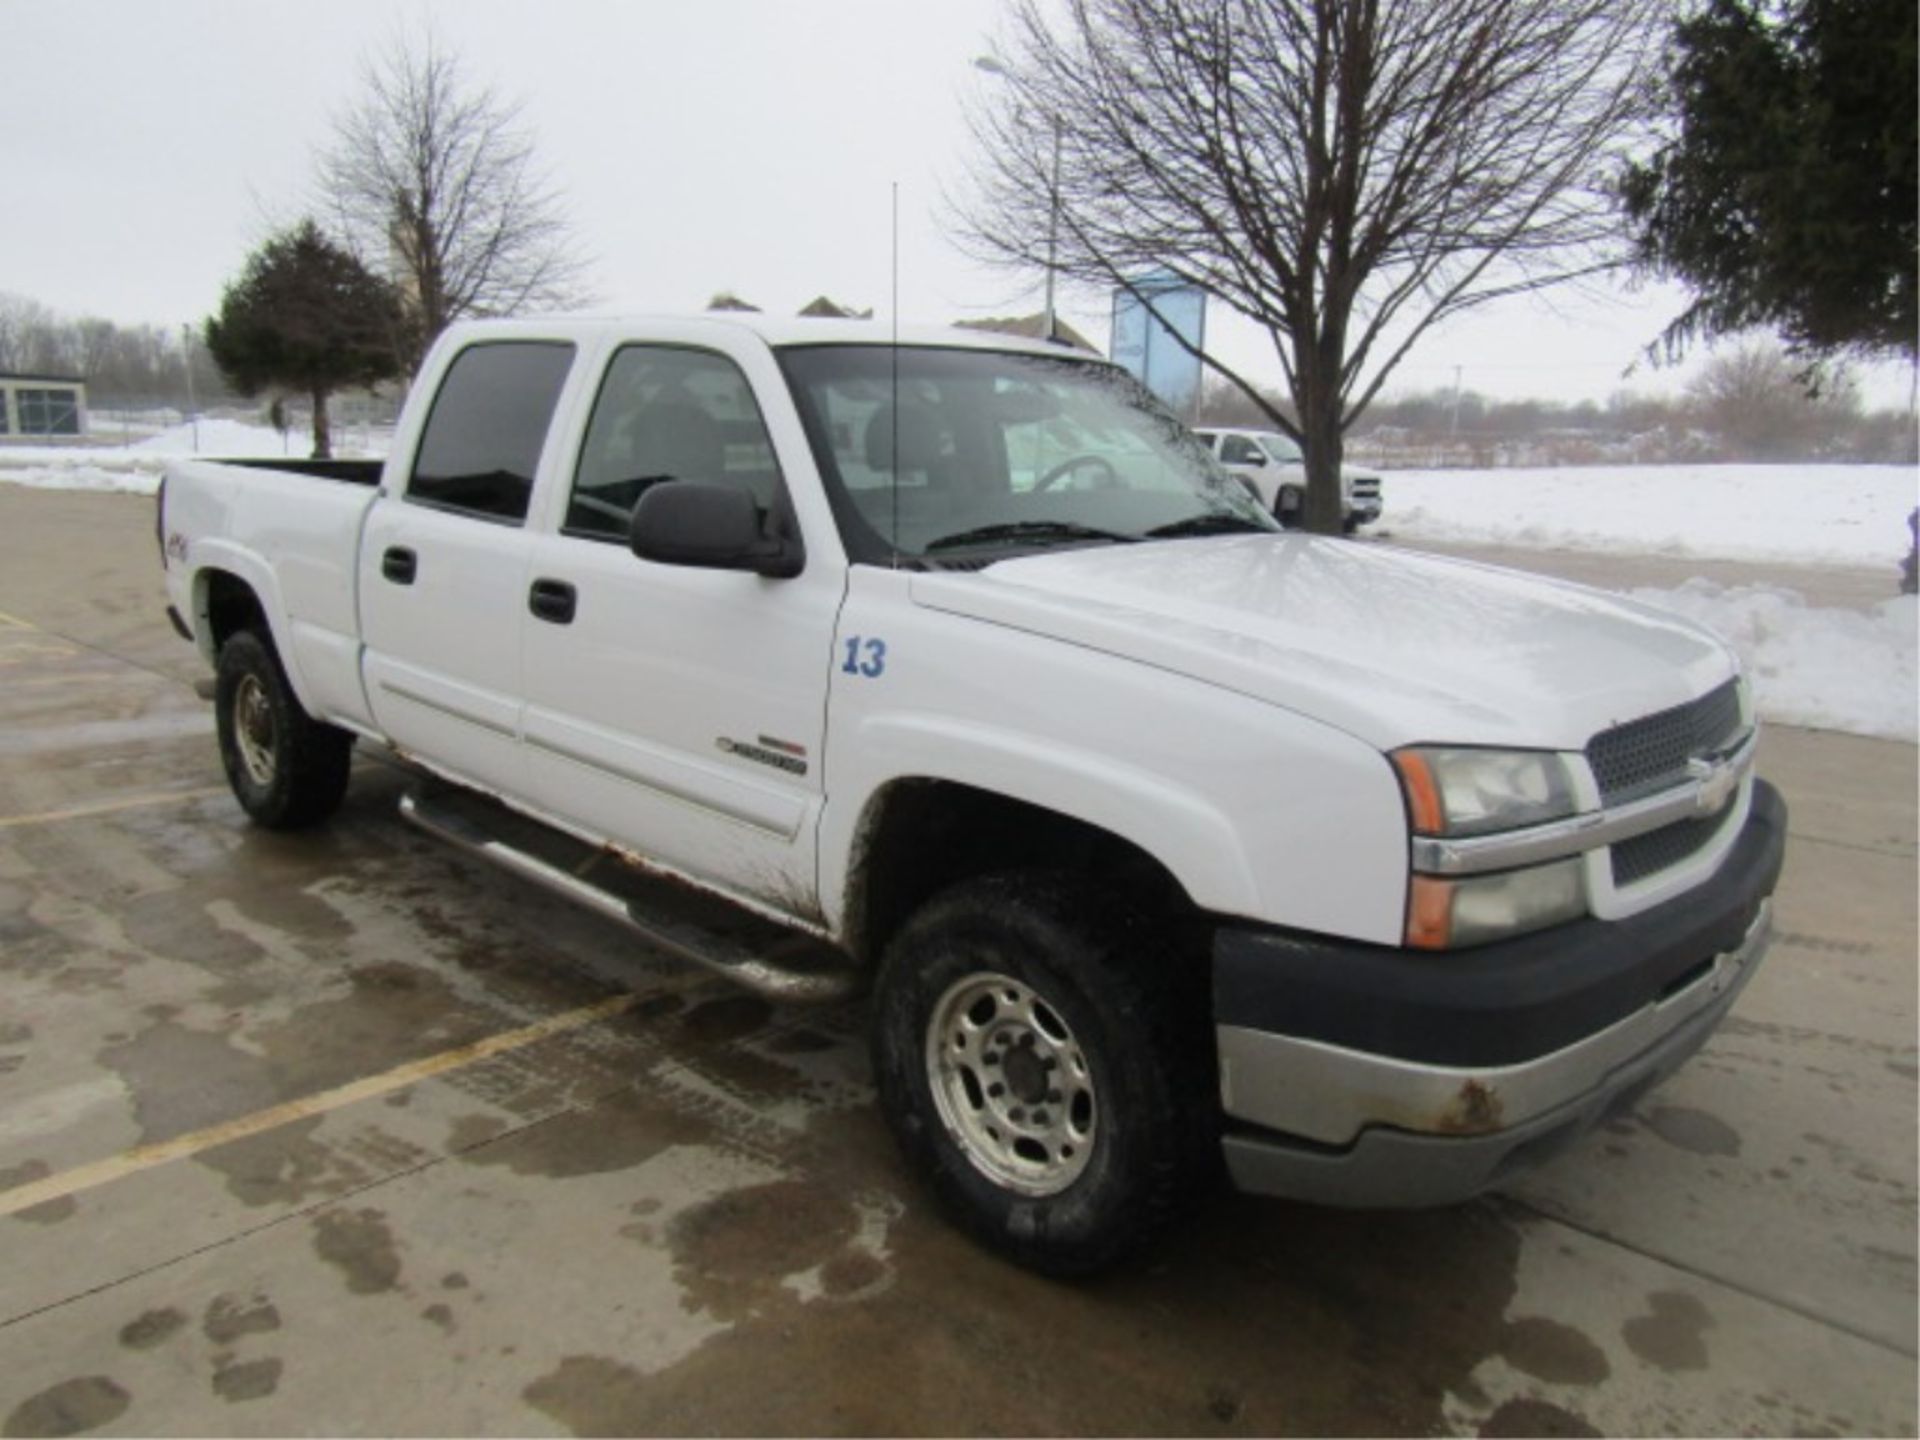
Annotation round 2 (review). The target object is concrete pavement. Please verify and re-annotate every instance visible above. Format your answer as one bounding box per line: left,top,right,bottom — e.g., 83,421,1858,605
0,487,1912,1436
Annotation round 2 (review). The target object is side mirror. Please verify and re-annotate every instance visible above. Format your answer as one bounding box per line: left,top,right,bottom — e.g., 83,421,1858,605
629,481,802,578
1245,451,1267,467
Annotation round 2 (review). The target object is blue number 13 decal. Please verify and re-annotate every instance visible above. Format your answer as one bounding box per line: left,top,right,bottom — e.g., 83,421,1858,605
841,636,887,678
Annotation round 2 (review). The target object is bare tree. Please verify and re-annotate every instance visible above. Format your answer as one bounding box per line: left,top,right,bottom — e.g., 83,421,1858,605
963,0,1660,531
0,294,73,375
318,30,590,369
0,295,236,409
1686,339,1857,460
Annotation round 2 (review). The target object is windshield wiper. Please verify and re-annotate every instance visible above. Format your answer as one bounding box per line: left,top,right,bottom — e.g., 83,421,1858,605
924,521,1138,553
1143,513,1273,539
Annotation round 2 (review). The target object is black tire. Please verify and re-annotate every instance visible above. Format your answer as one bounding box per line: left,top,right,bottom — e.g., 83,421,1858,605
1341,515,1360,535
214,628,354,830
1274,485,1304,528
870,873,1215,1275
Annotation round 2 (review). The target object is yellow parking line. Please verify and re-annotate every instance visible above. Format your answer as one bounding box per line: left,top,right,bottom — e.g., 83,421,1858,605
0,611,34,630
0,992,640,1219
6,672,126,689
0,644,78,662
0,786,233,831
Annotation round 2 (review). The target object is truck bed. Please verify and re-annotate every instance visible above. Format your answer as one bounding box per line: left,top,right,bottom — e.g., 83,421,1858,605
217,457,384,485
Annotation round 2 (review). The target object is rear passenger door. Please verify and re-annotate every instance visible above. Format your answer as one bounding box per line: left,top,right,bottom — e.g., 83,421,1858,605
359,340,576,798
518,343,844,918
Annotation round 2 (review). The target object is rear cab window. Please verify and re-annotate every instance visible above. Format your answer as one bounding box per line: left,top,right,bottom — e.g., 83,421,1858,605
407,342,576,524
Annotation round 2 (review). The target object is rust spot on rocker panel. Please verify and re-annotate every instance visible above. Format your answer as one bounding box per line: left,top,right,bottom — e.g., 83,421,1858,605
1436,1079,1504,1135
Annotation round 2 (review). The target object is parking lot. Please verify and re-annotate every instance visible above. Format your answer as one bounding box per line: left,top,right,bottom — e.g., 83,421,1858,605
1,484,1913,1436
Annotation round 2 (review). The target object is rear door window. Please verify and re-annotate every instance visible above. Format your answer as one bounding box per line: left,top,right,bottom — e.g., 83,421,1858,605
408,342,575,523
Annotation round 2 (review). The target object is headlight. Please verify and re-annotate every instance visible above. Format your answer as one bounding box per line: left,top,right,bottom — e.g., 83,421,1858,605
1391,747,1577,837
1406,860,1587,950
1392,746,1587,948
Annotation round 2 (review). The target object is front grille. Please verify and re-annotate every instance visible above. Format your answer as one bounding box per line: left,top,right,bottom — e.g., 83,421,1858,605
1611,805,1737,886
1586,680,1743,805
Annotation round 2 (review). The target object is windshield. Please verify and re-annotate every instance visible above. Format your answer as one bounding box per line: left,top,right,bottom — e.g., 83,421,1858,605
1257,433,1303,464
778,345,1276,564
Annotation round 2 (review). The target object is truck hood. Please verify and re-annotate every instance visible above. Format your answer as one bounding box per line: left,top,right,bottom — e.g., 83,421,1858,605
908,536,1736,753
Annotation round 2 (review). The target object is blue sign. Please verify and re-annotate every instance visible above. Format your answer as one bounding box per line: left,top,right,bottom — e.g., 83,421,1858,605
1109,273,1207,418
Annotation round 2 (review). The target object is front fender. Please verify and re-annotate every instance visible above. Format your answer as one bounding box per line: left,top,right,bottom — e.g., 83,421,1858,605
819,712,1262,935
817,573,1410,947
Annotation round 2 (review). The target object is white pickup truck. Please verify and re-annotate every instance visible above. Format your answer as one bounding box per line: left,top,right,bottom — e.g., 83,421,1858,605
160,315,1785,1274
1193,425,1386,531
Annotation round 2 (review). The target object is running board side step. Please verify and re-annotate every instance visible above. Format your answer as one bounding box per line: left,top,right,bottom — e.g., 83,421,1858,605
399,789,863,1004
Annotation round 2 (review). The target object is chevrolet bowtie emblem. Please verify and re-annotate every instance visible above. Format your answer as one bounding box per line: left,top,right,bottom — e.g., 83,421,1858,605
1688,754,1739,816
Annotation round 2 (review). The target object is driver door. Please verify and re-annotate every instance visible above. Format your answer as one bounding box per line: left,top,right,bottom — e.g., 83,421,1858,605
517,343,844,917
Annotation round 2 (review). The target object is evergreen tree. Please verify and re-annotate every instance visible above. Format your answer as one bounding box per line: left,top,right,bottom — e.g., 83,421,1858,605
1623,0,1917,362
205,221,406,458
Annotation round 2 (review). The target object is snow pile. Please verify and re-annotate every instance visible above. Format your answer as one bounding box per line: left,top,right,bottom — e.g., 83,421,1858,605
0,419,383,495
131,418,295,455
0,450,166,495
1389,464,1917,569
1628,580,1917,741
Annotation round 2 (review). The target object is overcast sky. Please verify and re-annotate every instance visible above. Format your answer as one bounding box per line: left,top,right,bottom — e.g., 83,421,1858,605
4,0,1911,408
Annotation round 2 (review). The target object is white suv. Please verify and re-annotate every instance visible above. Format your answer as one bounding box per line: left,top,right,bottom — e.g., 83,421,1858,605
1195,426,1383,532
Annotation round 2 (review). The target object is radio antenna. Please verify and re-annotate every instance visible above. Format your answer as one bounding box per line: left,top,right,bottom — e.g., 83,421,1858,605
889,180,900,570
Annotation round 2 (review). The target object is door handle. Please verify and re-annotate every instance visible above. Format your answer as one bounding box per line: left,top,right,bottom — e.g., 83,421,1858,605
381,546,417,585
528,578,577,625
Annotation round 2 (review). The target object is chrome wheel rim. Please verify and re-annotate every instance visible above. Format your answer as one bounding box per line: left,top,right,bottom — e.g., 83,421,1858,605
925,971,1097,1196
233,674,276,787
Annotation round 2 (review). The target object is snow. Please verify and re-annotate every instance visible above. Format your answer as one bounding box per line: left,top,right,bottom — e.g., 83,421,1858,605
1627,582,1916,742
0,419,384,495
130,418,311,455
0,443,1911,742
1388,463,1917,569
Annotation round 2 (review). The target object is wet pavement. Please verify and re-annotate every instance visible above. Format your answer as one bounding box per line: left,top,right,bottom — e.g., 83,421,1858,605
0,487,1914,1436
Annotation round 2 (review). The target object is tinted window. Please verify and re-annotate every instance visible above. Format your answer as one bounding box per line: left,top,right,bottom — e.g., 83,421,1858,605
409,342,574,523
1220,434,1262,464
17,388,80,436
1257,433,1304,463
566,346,782,540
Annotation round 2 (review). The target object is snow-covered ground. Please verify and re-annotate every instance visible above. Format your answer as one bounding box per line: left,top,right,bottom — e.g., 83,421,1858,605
0,419,382,495
1627,581,1915,742
0,435,1912,740
1388,463,1915,569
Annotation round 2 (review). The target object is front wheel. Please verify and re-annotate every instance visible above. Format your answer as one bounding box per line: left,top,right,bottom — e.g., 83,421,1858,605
870,874,1214,1275
215,629,354,830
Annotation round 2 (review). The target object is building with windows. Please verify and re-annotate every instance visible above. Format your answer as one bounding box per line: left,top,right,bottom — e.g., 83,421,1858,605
0,373,87,437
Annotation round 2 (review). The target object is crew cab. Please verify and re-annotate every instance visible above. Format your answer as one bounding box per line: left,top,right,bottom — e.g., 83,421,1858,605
159,315,1784,1273
1193,425,1384,531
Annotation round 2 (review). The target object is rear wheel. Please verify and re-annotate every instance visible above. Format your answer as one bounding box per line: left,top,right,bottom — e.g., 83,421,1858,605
215,629,353,829
871,873,1214,1275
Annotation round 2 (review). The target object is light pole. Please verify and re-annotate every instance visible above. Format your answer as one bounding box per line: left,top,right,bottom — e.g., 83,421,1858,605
973,55,1062,343
180,323,200,453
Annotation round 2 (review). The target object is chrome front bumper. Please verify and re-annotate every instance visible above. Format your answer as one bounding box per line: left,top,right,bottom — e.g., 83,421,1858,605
1218,899,1773,1208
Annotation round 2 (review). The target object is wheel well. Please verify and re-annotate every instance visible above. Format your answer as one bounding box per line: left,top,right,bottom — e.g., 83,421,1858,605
199,570,267,653
845,780,1194,963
